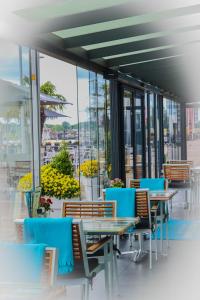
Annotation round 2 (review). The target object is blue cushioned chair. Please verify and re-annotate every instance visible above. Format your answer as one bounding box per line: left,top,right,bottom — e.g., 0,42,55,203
16,218,111,300
129,178,169,253
105,188,156,269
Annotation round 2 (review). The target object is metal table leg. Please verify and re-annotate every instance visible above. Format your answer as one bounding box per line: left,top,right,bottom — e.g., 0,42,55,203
160,201,163,254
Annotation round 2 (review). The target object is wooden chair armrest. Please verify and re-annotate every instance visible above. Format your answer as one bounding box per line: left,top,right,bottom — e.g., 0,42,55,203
87,236,111,255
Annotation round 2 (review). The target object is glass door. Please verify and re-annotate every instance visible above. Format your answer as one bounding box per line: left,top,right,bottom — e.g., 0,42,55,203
134,92,145,179
123,90,133,184
123,87,145,185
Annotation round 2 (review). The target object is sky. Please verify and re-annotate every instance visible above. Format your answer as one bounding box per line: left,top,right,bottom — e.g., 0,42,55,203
40,53,89,125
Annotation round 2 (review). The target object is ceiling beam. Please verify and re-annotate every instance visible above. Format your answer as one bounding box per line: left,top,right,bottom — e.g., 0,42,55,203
63,13,200,49
17,2,200,35
119,55,183,73
88,28,200,59
107,47,183,67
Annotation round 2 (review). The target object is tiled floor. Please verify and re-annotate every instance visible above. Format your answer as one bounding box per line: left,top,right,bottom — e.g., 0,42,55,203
88,191,200,300
1,174,200,300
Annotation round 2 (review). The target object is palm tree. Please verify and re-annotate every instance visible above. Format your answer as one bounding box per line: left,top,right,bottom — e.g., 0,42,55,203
40,81,66,136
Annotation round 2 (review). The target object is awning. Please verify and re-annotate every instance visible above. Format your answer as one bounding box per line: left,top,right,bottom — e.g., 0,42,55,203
44,108,70,118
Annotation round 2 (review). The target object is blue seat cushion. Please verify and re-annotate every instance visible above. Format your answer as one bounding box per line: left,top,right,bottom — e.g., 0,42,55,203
105,188,136,218
140,178,165,191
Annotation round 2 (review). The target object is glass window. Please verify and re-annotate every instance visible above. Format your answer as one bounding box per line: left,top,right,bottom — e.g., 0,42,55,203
0,41,33,240
149,93,156,177
163,98,181,161
123,90,133,185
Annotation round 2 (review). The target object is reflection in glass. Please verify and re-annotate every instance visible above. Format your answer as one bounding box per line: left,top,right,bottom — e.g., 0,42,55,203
163,98,181,161
123,90,133,184
0,42,33,240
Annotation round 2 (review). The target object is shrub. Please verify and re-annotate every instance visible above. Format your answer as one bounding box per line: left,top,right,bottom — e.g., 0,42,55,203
51,142,74,176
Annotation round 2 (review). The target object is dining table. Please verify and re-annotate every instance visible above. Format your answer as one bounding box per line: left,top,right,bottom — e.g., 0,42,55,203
82,217,140,236
149,189,178,254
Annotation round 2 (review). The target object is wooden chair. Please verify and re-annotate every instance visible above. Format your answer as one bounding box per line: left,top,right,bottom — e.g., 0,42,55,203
15,221,57,287
62,200,117,296
103,188,156,269
163,163,191,182
129,178,170,247
133,188,156,269
62,201,116,218
163,163,191,208
15,219,111,300
0,237,60,300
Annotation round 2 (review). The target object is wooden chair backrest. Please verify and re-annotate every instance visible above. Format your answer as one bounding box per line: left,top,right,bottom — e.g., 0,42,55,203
135,189,150,219
129,178,168,190
163,164,190,181
62,201,116,218
15,222,56,286
167,160,193,166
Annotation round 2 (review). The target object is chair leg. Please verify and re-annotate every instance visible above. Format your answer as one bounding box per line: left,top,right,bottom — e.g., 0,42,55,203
84,279,89,300
114,252,119,296
155,225,158,261
166,220,169,251
104,244,110,300
149,232,152,270
81,282,86,300
129,233,133,248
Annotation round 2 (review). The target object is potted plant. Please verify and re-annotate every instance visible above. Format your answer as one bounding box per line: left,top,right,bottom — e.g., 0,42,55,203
37,196,53,217
109,178,124,188
79,160,99,201
17,142,80,215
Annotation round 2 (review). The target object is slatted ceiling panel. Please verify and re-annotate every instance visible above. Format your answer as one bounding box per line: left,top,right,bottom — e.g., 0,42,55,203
136,190,149,217
62,201,115,218
163,164,190,181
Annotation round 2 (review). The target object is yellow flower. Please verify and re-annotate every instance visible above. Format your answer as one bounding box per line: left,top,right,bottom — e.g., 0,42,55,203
79,160,98,177
17,164,80,199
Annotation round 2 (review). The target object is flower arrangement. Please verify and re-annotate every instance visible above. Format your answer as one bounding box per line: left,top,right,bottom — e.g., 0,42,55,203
18,143,80,199
39,196,53,212
17,164,80,199
79,160,98,177
109,178,124,188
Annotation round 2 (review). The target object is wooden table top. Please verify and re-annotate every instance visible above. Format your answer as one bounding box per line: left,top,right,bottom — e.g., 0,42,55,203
149,189,178,201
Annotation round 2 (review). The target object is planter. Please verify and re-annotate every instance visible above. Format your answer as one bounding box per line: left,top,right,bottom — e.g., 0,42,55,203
80,176,99,201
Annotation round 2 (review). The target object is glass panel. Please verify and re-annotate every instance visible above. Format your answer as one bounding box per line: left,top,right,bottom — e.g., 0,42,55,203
144,92,149,177
163,98,181,161
156,95,161,176
97,74,109,189
134,95,143,179
77,68,92,200
150,93,156,177
0,42,33,240
123,90,133,185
